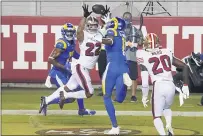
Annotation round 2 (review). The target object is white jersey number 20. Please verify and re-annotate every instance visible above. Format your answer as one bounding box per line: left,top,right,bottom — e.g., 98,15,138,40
148,55,172,75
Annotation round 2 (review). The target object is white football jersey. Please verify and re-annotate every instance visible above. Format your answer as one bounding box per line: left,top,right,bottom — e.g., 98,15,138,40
77,30,103,69
137,48,173,83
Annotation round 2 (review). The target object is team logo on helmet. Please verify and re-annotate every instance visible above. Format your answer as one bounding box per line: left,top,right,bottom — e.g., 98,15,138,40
143,33,160,50
106,17,126,31
86,16,99,34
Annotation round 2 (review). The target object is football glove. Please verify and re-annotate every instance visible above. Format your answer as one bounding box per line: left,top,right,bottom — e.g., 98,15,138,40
182,84,190,99
101,5,110,16
45,76,52,88
101,12,111,24
142,96,149,108
82,4,92,18
176,86,184,106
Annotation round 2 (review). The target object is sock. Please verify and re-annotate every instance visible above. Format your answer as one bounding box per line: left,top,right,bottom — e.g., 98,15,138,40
64,90,87,99
48,98,75,105
46,86,65,105
163,109,172,127
46,86,75,105
153,118,166,135
104,96,118,128
77,99,85,110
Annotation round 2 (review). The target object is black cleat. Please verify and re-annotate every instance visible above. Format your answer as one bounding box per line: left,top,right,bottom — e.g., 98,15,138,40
39,96,47,116
59,91,65,109
131,96,137,102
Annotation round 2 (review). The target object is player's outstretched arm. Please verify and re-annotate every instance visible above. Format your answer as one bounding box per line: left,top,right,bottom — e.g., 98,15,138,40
48,48,65,70
77,4,92,43
77,17,86,43
172,57,189,85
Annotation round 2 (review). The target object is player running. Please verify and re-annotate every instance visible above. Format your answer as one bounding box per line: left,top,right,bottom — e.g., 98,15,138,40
136,33,190,135
39,23,95,116
100,16,132,135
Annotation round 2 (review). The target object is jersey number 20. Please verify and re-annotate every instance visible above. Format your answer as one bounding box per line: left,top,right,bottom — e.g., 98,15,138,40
149,55,172,75
85,42,101,56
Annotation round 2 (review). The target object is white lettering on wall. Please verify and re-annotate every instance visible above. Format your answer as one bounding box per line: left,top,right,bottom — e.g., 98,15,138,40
1,25,10,69
13,25,48,69
51,25,61,43
182,26,203,53
162,26,179,53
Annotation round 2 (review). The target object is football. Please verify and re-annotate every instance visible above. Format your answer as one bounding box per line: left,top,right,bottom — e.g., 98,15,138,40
92,4,105,14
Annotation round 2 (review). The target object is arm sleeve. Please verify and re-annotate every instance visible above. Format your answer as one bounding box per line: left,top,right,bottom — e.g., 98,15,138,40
105,28,117,37
73,51,80,59
55,39,67,50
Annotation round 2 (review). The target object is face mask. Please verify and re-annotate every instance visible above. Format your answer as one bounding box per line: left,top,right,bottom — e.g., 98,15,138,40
64,31,74,41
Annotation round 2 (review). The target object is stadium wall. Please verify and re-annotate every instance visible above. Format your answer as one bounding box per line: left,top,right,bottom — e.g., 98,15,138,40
1,1,203,17
1,16,203,85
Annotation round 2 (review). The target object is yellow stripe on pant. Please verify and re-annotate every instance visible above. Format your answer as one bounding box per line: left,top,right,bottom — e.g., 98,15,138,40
102,63,110,95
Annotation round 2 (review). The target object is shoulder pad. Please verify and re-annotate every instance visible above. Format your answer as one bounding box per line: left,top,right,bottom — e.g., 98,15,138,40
106,28,118,36
55,39,67,50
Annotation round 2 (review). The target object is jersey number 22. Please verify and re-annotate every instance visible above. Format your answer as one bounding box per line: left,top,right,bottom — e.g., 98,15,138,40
85,42,101,56
149,55,172,75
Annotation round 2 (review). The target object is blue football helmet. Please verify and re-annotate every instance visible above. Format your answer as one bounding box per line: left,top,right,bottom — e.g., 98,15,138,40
106,17,126,31
61,23,76,41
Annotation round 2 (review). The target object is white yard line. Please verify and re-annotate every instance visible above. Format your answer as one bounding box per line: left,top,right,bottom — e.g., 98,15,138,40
2,110,203,116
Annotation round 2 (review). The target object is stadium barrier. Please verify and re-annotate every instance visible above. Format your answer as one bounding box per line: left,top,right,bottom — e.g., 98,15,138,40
1,16,203,84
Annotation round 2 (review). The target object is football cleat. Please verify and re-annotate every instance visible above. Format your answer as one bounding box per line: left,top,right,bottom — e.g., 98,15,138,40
78,109,96,116
104,126,120,135
123,73,132,87
39,96,47,116
166,126,174,136
131,96,138,102
59,91,66,109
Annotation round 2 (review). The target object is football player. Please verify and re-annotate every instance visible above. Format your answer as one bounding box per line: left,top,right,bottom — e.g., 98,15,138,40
136,33,190,135
100,17,132,135
39,23,95,116
52,5,103,108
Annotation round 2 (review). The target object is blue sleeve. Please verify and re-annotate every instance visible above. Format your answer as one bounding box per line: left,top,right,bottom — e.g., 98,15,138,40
55,39,67,50
106,28,117,37
73,51,80,59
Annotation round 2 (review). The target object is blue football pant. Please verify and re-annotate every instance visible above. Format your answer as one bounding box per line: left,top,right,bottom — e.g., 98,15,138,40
102,63,128,127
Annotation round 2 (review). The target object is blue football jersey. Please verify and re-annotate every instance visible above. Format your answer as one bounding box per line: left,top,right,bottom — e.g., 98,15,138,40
105,28,127,63
49,38,79,79
52,38,79,71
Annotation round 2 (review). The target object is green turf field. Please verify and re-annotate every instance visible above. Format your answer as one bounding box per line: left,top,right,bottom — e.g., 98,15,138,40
2,88,203,135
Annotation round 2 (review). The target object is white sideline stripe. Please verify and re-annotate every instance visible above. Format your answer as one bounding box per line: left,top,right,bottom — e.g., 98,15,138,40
2,110,203,116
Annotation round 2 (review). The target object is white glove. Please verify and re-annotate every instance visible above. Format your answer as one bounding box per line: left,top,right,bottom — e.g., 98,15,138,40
142,96,149,108
182,85,190,99
45,76,52,88
101,12,111,24
176,87,184,106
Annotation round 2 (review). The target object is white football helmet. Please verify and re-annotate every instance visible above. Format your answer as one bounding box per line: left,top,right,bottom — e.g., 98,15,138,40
85,16,99,34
